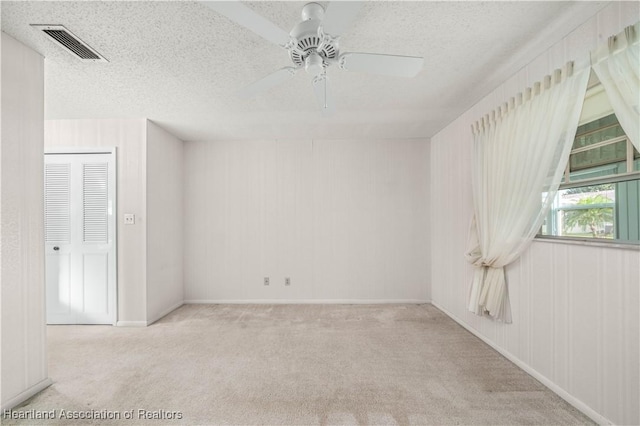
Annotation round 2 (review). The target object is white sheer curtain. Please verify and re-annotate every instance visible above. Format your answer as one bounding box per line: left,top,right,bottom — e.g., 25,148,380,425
465,64,590,323
591,22,639,150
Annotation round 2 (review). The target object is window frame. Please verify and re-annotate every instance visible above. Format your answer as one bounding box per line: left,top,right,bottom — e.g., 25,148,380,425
535,79,640,246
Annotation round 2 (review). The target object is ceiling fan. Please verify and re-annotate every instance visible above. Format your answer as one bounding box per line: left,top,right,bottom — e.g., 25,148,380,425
202,1,424,113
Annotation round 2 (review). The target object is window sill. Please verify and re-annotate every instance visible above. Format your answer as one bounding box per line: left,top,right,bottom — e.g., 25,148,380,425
534,235,640,250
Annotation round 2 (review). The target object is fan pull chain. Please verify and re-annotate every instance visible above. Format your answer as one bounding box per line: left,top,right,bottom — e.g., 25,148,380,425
324,69,328,109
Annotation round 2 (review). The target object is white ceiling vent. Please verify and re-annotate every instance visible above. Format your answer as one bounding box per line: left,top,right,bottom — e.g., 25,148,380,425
31,25,108,62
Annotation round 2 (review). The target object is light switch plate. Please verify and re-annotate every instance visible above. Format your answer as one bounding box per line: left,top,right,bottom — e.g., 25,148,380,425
124,214,135,225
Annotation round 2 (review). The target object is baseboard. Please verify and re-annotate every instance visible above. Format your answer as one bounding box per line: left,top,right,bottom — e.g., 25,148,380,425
147,301,184,325
184,299,430,304
116,320,148,327
1,378,53,411
430,301,613,426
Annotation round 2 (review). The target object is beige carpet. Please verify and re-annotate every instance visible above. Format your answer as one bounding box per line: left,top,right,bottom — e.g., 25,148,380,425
5,304,593,425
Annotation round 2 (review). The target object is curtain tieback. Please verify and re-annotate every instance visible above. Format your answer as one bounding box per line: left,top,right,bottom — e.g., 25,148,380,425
468,264,509,322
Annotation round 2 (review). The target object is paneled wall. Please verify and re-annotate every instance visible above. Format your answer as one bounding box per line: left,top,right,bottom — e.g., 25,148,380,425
45,119,148,324
146,121,184,323
1,33,51,410
430,3,640,424
184,138,430,302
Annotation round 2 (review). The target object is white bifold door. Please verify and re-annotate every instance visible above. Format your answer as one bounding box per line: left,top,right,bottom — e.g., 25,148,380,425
44,151,116,324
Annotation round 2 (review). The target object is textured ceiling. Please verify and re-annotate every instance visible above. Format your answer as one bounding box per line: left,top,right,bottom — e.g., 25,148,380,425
1,1,608,142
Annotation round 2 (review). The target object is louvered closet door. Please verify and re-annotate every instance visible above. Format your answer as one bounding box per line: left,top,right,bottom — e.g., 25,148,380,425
45,152,116,324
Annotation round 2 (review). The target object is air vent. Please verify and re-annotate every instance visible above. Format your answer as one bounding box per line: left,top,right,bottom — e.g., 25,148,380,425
31,25,108,62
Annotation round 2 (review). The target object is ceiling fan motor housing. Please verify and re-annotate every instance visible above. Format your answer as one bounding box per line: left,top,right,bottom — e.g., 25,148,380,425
289,8,338,70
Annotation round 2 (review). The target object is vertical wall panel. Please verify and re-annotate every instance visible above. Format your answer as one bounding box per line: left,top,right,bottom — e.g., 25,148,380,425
146,121,184,324
1,33,49,409
276,139,314,299
568,246,600,408
529,243,553,379
551,243,570,391
600,248,623,422
622,250,640,425
184,138,430,302
430,3,640,424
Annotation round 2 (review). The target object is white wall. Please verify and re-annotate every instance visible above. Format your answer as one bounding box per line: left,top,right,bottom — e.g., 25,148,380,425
430,3,640,425
1,32,51,410
45,119,148,324
184,138,430,302
146,121,184,324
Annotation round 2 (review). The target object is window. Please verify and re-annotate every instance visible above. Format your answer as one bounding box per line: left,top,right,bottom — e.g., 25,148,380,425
539,79,640,243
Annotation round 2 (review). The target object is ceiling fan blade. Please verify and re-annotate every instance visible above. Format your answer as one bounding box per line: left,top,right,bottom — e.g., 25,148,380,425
312,75,335,115
238,67,298,98
339,53,424,77
321,2,363,37
201,1,291,48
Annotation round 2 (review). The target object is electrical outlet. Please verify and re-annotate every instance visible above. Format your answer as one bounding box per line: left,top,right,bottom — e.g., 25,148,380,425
264,277,269,286
124,214,135,225
285,277,290,286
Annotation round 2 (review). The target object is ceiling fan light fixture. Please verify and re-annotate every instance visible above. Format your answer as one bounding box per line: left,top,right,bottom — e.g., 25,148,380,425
305,52,324,76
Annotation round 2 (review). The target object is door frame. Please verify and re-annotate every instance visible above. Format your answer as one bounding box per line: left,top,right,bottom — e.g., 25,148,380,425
44,147,118,325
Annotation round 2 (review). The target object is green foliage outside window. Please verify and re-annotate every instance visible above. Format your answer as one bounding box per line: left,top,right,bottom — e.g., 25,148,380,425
562,195,614,238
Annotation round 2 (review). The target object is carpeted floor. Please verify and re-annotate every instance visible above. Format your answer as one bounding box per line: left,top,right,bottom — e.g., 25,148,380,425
5,304,593,425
